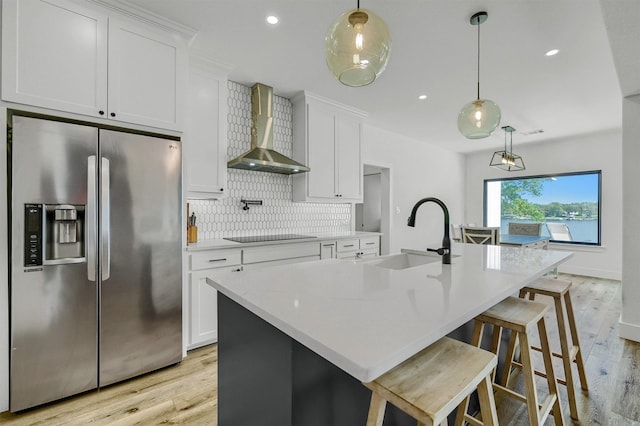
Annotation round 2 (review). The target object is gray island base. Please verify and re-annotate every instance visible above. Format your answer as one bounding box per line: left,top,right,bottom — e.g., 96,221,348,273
218,293,416,425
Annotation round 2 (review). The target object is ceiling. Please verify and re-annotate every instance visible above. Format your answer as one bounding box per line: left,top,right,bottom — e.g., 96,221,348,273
124,0,623,154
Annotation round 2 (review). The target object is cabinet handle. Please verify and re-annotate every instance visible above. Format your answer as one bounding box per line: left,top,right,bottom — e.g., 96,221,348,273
110,112,116,117
322,244,335,247
343,244,355,248
365,242,375,245
208,258,227,262
98,110,105,116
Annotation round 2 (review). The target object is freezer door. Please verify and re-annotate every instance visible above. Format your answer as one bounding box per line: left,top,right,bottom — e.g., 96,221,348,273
9,115,99,411
98,130,182,386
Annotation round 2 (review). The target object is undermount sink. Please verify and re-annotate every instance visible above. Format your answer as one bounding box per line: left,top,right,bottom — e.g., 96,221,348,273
367,248,460,270
369,252,441,270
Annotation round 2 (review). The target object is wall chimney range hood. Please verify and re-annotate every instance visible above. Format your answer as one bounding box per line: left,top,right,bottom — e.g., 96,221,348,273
227,83,310,175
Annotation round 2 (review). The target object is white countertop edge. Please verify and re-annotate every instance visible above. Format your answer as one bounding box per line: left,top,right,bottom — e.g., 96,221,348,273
186,231,382,251
205,250,573,383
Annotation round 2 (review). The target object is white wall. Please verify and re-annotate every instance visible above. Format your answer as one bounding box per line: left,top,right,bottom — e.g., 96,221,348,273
465,130,622,280
621,95,640,341
362,125,466,254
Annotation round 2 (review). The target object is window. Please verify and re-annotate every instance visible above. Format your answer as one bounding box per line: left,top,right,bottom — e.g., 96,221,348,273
484,171,601,245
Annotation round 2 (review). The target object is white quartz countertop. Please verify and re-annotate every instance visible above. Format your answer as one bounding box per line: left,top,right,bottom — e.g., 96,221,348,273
186,231,381,251
206,243,573,382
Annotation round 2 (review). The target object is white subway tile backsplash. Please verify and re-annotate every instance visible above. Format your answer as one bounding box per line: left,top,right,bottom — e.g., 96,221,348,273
189,81,352,240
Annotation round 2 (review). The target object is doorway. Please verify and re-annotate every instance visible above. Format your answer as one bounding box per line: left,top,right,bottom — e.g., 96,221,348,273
356,164,391,255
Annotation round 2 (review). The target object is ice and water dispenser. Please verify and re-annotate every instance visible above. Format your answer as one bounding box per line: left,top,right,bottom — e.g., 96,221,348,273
24,203,86,266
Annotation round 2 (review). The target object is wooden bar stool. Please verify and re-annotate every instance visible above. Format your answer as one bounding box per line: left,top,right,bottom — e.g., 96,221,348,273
363,337,499,426
501,278,588,420
455,297,565,426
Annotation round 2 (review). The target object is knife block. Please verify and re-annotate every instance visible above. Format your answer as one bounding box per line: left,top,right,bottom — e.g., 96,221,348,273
187,225,198,243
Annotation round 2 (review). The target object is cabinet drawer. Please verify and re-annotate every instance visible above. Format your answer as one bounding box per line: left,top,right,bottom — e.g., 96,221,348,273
359,236,379,250
243,242,320,264
337,239,359,252
241,255,320,271
360,248,379,257
190,249,242,271
320,241,337,260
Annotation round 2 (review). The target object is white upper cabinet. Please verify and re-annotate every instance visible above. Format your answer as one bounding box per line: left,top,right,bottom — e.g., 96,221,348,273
1,0,108,117
1,0,187,131
107,18,186,130
292,92,365,203
185,56,228,198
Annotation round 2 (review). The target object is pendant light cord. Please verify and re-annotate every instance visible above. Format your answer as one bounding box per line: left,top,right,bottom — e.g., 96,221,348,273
477,19,481,100
504,129,508,152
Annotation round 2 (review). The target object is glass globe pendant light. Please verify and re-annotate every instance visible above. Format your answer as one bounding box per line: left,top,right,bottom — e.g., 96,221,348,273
457,11,501,139
325,0,391,87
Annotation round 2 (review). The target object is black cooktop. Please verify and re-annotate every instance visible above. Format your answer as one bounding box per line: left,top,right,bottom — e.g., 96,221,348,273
223,234,316,243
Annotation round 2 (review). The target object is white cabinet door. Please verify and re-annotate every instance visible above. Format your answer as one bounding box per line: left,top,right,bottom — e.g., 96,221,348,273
306,101,336,199
320,242,337,259
108,18,185,131
189,269,218,349
1,0,108,116
1,0,186,131
335,112,362,200
188,248,241,349
185,58,228,198
292,92,365,203
189,263,242,349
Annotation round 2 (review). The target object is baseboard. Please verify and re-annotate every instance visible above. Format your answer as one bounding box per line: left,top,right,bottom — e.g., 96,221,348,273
558,265,621,281
618,316,640,343
187,337,217,352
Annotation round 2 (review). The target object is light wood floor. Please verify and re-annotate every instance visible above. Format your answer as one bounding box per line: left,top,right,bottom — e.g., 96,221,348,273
0,274,638,425
0,344,217,425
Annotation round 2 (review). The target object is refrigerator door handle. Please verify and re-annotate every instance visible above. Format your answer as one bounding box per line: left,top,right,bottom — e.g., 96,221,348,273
87,156,97,281
101,157,111,281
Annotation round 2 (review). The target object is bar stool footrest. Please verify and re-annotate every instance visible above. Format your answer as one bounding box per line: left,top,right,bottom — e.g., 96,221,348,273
506,360,569,386
531,344,581,363
464,414,485,426
493,383,527,404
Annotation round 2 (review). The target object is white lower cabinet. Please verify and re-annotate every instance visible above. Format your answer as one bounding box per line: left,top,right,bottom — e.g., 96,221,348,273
320,241,337,259
186,236,379,349
336,236,380,259
242,242,320,270
188,249,241,349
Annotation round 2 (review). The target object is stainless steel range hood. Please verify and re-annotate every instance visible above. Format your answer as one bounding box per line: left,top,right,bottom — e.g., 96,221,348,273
227,83,310,175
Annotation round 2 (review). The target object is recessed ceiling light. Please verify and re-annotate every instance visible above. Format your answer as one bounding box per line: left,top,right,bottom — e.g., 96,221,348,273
266,15,279,25
418,94,427,100
545,49,559,56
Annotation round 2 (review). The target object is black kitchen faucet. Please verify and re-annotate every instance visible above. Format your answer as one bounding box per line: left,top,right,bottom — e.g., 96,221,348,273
407,197,452,265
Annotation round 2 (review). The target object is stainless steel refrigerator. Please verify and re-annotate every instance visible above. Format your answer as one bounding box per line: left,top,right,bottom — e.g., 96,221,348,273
8,113,183,412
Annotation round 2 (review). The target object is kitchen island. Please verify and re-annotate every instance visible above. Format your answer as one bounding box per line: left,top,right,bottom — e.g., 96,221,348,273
207,243,573,425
